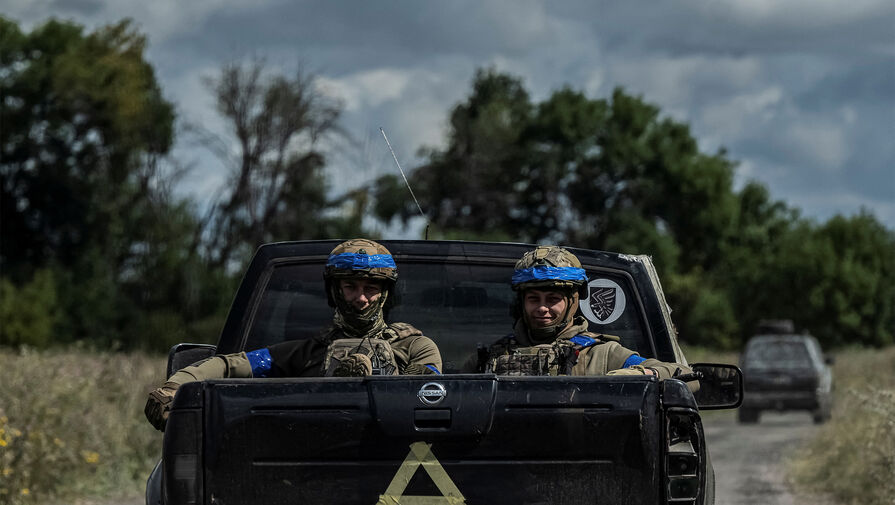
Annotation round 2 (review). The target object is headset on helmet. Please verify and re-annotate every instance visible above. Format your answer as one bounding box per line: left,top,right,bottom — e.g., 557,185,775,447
324,239,398,309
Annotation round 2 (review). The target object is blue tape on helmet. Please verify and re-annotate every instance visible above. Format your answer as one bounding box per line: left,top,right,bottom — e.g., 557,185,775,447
512,266,587,286
623,354,647,368
246,348,274,378
327,252,396,270
570,335,597,348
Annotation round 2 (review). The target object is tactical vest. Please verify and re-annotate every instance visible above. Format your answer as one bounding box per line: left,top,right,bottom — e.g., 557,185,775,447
484,333,620,376
322,337,399,376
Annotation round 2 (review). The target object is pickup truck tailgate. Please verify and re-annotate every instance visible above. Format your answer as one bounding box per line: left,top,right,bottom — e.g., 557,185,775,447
198,375,663,505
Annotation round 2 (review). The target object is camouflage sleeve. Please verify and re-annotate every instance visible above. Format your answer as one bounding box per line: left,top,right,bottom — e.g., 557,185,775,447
597,343,694,380
386,322,443,374
167,352,254,386
638,358,692,380
391,335,443,374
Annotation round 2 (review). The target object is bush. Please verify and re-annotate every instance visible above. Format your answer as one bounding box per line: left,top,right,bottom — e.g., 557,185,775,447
0,347,165,504
0,271,58,348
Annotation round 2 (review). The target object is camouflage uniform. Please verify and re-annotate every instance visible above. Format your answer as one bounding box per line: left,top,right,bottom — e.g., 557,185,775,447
482,245,691,380
145,239,442,431
486,316,689,379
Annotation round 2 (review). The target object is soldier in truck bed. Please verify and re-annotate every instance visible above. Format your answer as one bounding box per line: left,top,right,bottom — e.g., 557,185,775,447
479,245,693,379
145,239,442,431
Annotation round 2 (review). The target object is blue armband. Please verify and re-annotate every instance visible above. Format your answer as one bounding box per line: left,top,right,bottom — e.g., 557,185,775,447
623,354,647,368
425,364,442,375
246,348,274,377
569,335,598,349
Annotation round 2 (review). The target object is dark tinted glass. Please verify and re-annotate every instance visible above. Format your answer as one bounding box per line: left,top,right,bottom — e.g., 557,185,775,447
743,339,813,369
245,259,650,372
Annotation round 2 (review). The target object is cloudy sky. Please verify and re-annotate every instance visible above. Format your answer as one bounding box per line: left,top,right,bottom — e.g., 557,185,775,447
6,0,895,231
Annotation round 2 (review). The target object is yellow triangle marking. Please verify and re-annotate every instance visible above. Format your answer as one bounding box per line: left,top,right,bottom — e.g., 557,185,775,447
376,442,466,505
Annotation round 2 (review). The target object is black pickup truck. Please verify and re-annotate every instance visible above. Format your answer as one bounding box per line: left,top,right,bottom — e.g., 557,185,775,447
147,240,742,505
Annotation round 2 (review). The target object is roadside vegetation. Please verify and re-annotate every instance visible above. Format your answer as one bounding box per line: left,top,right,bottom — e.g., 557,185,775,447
787,345,895,505
0,347,164,505
685,343,895,505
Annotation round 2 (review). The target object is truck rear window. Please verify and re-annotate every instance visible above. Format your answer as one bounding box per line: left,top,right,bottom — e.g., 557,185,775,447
244,259,651,372
743,339,814,369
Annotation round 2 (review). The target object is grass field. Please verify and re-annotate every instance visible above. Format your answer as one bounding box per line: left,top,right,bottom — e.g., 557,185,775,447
786,345,895,505
0,347,165,505
1,345,892,504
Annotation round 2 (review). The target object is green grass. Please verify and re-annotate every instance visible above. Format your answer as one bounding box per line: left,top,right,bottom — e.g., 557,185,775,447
678,344,739,366
0,347,165,505
786,346,895,505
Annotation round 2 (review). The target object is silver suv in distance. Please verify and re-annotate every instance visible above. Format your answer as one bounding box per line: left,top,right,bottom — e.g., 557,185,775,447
738,327,833,424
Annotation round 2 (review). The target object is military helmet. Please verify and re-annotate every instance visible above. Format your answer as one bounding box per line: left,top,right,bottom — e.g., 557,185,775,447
324,239,398,282
511,245,587,292
324,239,397,309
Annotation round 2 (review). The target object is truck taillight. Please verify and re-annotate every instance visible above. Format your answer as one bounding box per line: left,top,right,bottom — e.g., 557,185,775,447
163,409,203,504
665,408,704,504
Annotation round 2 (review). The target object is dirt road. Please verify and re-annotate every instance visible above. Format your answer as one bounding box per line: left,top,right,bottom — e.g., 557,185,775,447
704,411,836,505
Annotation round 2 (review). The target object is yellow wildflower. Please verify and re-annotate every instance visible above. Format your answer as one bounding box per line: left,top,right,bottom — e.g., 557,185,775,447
0,439,6,448
10,429,21,437
53,437,65,447
2,467,11,476
83,451,100,464
21,488,30,495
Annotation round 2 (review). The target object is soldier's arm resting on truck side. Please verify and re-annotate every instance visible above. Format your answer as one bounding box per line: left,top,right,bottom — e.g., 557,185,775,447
586,341,698,391
144,351,259,431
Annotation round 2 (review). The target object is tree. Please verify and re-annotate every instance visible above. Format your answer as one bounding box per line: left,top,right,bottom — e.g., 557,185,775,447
373,70,745,342
196,60,354,270
0,18,230,349
403,68,533,240
766,212,895,347
372,68,895,350
0,17,175,279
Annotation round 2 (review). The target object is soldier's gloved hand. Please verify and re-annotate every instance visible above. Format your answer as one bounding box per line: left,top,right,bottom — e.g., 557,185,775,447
607,365,650,376
145,381,180,431
333,353,373,377
403,363,440,375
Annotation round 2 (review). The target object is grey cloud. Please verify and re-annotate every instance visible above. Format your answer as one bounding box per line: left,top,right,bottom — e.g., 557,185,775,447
50,0,104,16
158,0,570,77
571,0,895,57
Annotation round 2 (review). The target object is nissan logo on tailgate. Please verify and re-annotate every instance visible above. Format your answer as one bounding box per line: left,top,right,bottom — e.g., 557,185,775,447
417,382,447,405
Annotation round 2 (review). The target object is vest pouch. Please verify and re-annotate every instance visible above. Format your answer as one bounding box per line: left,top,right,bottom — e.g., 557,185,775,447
488,344,559,376
323,337,399,376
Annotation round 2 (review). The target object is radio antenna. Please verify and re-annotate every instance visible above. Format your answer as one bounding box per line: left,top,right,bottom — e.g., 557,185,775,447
380,127,429,239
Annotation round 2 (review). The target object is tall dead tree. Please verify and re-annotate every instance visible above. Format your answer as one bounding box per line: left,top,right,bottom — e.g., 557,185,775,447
197,60,342,269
